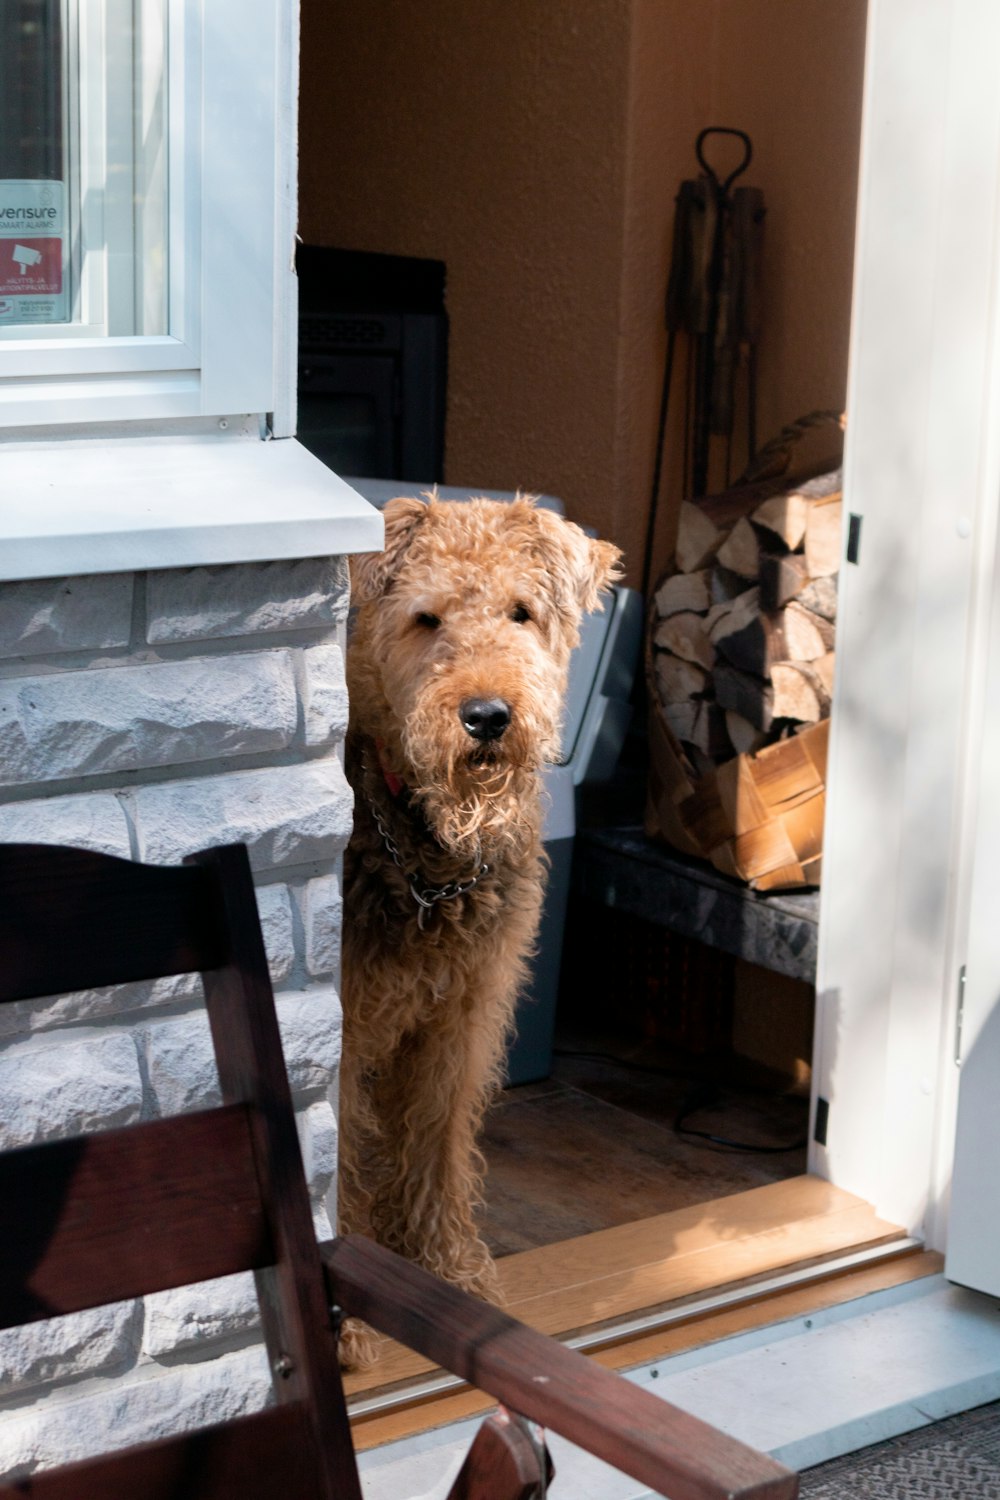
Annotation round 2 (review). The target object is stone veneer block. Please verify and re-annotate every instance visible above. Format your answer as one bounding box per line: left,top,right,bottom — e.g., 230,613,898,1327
0,1031,142,1149
0,973,202,1045
142,986,342,1117
0,1302,140,1399
134,759,352,869
0,574,133,659
143,1273,260,1361
0,1345,272,1476
255,882,294,985
0,652,298,788
311,1201,333,1240
146,557,350,644
302,642,349,747
304,873,343,976
297,1099,338,1202
0,791,131,857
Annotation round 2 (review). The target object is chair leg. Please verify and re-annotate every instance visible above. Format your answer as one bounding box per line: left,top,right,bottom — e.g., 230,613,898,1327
445,1409,553,1500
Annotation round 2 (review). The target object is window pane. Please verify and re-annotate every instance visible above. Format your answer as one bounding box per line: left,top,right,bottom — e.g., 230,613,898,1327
0,0,63,180
0,0,168,336
0,0,66,325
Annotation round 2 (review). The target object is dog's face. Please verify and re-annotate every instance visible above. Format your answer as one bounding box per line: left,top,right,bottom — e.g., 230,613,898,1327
349,495,621,854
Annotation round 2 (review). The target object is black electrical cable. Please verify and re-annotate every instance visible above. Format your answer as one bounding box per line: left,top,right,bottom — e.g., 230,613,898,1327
553,1049,808,1155
674,1082,807,1154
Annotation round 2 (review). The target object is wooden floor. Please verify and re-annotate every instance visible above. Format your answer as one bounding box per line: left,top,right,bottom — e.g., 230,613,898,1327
344,1027,912,1448
481,1033,809,1254
347,1176,918,1447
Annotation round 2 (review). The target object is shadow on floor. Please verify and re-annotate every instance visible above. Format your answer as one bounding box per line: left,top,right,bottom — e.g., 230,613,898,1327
481,1025,808,1256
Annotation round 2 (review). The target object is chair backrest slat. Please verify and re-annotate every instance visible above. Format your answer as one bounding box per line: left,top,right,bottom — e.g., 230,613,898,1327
191,844,363,1500
0,1104,272,1330
0,844,226,1004
0,1405,314,1500
0,841,362,1500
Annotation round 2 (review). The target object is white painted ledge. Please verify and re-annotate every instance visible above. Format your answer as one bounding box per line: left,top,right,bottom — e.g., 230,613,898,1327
0,433,383,581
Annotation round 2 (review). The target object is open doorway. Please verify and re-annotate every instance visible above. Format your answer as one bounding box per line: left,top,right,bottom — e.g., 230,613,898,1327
297,0,922,1421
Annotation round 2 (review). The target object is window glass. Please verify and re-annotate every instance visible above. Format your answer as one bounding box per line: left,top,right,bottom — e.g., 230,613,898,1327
0,0,168,337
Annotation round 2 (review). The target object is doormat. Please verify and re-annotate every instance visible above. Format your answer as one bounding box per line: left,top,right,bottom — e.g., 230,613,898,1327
799,1399,1000,1498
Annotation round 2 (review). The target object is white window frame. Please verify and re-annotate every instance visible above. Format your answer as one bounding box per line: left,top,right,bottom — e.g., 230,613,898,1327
0,0,285,429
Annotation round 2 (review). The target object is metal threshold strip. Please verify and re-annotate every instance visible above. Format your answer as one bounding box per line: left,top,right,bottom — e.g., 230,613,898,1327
347,1235,923,1420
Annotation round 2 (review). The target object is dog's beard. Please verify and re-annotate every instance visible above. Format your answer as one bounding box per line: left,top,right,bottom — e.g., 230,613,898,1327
403,703,556,859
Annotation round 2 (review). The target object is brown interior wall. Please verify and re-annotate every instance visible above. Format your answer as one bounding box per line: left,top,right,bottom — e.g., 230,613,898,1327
298,0,631,548
298,1,868,590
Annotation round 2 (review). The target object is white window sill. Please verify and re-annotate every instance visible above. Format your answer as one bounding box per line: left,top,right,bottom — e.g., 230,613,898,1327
0,433,383,581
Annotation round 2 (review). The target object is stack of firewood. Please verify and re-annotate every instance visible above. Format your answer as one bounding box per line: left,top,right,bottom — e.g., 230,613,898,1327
644,466,841,891
651,469,840,775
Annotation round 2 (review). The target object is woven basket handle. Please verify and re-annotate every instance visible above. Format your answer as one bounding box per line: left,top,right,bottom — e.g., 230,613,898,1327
739,409,845,486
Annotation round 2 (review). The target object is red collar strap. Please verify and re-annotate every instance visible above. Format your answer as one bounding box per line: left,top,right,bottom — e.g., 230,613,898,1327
375,739,405,799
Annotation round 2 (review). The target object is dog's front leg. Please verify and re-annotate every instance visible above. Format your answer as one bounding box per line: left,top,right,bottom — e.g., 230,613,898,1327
367,1006,508,1303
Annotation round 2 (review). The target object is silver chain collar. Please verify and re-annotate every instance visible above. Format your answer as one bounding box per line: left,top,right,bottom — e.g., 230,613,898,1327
366,793,489,930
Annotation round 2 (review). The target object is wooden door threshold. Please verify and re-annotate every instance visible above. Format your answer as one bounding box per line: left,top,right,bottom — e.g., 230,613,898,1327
345,1176,914,1441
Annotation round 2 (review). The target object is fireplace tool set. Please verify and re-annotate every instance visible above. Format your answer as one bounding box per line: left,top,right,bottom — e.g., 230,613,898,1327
642,127,765,595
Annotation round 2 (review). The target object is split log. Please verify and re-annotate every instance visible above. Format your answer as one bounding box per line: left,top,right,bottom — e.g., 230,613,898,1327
714,662,774,732
663,700,699,742
771,663,822,724
752,491,808,550
715,517,760,579
725,710,769,756
799,650,836,708
798,472,842,502
655,652,708,704
814,650,836,698
654,568,711,617
711,564,750,606
799,575,837,621
758,550,810,611
689,701,731,759
782,602,831,660
716,598,827,678
676,502,724,572
705,600,734,634
654,611,715,670
804,499,843,578
708,587,761,647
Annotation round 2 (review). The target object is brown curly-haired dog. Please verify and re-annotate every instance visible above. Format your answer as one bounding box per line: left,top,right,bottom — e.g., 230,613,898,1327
339,493,621,1367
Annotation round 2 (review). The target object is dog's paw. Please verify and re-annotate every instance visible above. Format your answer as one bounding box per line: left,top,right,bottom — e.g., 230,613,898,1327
337,1315,381,1373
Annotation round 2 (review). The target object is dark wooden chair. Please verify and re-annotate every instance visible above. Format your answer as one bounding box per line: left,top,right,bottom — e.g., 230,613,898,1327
0,841,799,1500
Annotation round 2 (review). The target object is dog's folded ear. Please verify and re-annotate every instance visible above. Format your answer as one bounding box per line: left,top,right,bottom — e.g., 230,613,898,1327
527,504,624,614
578,535,624,613
351,495,429,603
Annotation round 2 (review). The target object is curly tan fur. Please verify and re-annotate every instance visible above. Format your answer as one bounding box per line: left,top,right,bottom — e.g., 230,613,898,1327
339,494,621,1368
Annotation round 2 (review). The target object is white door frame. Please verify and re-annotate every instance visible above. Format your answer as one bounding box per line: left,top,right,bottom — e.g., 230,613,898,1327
814,0,1000,1251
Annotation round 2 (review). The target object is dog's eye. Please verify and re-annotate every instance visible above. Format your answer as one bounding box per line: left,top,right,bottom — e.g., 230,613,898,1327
510,603,532,624
415,611,441,630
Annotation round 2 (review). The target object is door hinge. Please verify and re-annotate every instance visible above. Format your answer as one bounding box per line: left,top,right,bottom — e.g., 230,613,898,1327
955,964,966,1066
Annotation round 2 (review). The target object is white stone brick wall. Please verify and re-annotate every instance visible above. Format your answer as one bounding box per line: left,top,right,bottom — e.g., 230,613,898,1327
0,557,352,1478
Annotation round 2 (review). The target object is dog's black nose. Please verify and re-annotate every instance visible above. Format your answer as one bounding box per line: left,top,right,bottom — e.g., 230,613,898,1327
460,697,512,742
